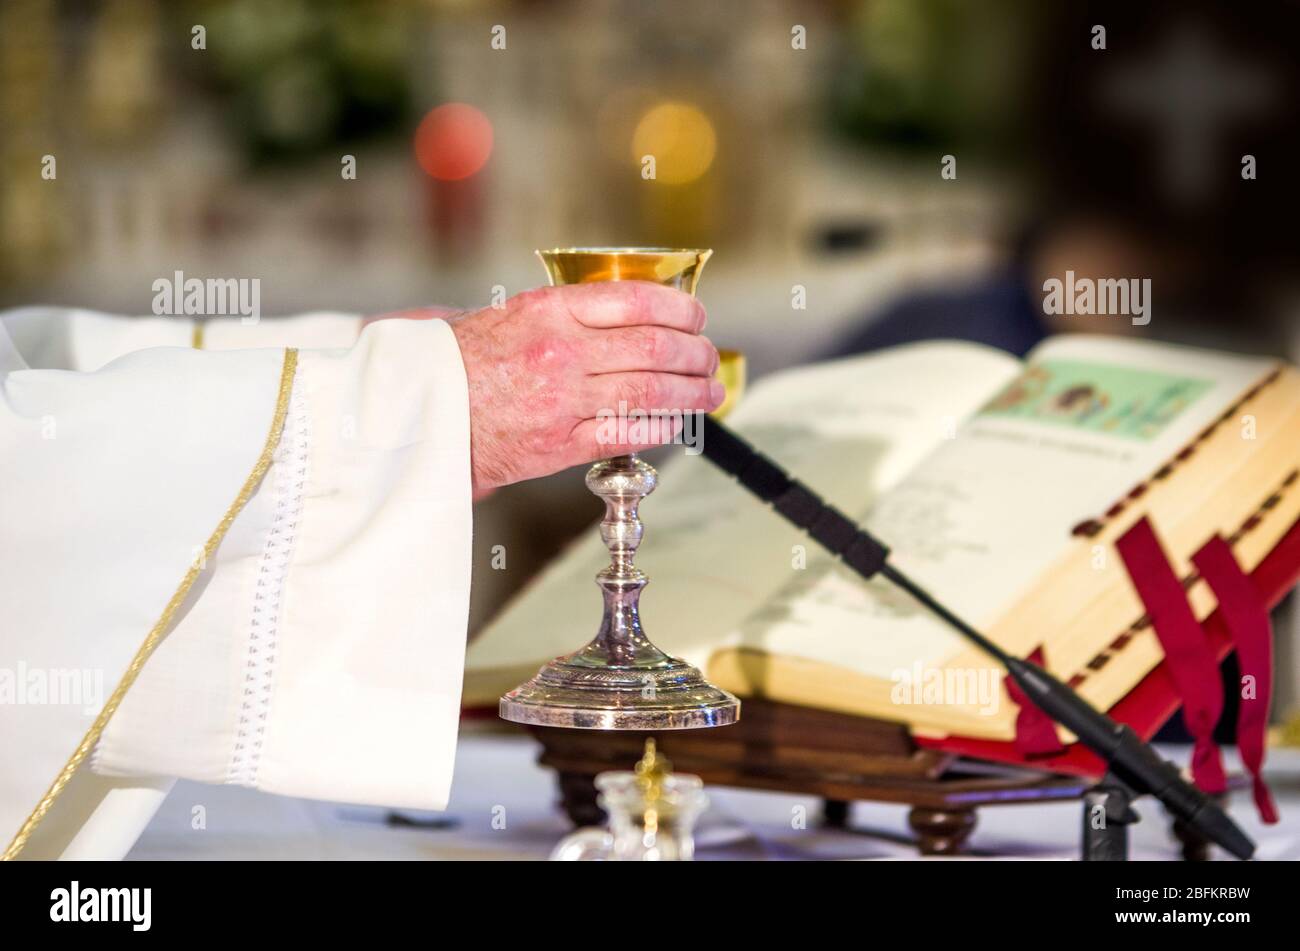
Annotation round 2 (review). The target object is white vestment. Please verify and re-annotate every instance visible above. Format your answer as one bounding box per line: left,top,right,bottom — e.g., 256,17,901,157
0,309,472,859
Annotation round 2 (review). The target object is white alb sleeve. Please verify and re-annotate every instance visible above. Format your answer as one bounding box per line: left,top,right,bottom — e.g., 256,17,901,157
92,318,473,810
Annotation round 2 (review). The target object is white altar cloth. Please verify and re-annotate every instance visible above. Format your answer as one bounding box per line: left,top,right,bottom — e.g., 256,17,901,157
126,725,1300,861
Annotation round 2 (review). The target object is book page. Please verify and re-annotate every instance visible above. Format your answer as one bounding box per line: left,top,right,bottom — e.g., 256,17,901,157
728,335,1275,684
464,340,1021,699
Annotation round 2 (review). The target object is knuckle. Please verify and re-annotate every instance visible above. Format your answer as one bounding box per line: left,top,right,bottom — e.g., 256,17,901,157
631,280,662,326
624,374,659,411
694,377,715,407
522,331,575,372
676,377,705,410
626,280,647,317
695,335,718,371
517,286,561,322
514,287,545,311
633,325,668,365
519,412,569,456
529,381,562,413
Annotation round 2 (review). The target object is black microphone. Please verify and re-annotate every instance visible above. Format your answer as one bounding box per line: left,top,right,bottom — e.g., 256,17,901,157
694,413,1255,860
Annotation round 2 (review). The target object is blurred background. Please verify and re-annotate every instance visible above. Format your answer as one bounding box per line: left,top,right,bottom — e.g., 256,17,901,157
3,0,1299,713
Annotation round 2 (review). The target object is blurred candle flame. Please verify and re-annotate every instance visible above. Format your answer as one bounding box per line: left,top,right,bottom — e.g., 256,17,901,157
631,101,716,185
414,102,494,181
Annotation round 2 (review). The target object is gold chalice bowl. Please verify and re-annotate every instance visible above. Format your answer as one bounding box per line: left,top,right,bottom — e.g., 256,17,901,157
498,248,741,730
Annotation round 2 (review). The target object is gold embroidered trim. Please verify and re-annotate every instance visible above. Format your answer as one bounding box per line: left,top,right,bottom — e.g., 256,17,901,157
2,348,299,860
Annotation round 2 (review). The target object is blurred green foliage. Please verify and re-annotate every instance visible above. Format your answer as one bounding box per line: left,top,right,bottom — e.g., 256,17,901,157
182,0,419,164
828,0,1043,156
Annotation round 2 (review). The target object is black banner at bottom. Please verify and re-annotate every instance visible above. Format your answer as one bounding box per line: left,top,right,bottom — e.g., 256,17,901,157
0,857,1288,936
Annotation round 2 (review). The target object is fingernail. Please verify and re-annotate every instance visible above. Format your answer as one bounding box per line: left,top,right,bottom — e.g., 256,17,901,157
709,380,726,406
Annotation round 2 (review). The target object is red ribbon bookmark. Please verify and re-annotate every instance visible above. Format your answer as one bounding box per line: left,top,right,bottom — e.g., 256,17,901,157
1117,518,1227,794
1006,647,1067,757
1193,536,1279,824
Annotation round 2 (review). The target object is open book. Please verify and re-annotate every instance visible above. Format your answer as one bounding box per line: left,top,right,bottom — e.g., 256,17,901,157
465,335,1300,747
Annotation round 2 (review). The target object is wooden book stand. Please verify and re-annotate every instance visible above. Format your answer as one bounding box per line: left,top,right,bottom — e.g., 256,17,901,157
527,698,1096,856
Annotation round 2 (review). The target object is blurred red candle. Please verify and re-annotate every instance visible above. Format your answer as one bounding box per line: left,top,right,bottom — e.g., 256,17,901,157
414,103,494,181
414,103,494,258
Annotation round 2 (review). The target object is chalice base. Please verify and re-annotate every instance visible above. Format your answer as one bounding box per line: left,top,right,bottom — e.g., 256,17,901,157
500,653,740,730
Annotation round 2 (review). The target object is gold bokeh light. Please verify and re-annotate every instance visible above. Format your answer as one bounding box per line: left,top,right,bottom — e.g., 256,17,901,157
631,101,717,185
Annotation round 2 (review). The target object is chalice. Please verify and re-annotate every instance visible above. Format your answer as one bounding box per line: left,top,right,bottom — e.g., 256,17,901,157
499,248,741,730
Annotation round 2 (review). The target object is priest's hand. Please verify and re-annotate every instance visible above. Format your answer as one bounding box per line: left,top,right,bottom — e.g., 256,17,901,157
446,283,723,494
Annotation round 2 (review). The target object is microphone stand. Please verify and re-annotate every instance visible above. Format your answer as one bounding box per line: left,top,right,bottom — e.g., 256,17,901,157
695,414,1255,860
